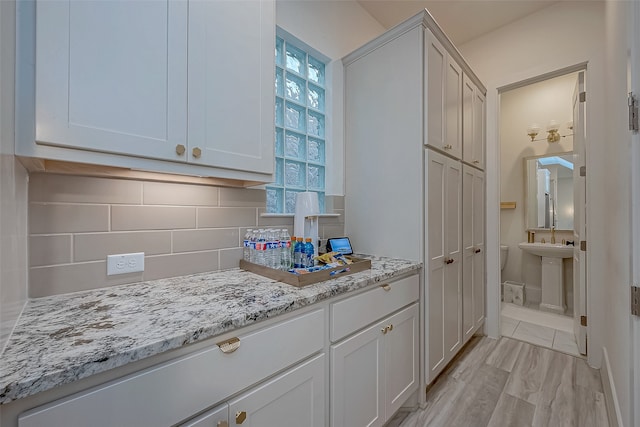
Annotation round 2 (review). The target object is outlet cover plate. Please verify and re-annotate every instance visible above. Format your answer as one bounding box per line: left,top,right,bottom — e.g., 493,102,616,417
107,252,144,276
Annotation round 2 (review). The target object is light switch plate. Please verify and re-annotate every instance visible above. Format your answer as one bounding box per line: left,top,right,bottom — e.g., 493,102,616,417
107,252,144,275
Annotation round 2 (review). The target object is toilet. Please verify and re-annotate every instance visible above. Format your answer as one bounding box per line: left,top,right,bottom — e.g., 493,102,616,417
500,244,509,271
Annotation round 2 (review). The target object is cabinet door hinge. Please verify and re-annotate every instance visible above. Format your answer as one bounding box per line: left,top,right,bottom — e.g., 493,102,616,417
629,92,639,132
632,286,640,316
579,166,586,177
580,315,588,326
580,91,587,103
580,240,587,251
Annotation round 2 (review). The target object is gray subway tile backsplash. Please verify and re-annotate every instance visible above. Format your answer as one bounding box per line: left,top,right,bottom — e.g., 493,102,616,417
28,173,344,297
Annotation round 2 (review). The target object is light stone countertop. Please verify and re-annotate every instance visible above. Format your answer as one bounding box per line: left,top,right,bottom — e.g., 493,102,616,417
0,255,420,404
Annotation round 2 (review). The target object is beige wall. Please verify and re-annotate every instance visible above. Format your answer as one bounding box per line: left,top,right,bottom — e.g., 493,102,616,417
499,73,577,304
28,173,344,297
0,0,28,353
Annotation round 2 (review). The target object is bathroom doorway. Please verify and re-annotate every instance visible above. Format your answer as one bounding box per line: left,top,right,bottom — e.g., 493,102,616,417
497,66,587,357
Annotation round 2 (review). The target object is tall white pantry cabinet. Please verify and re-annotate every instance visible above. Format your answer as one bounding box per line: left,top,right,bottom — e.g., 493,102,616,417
343,10,486,385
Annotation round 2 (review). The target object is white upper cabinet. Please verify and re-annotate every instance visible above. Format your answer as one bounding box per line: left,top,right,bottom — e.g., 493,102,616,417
188,0,274,173
35,0,188,160
462,74,486,169
23,0,274,182
426,29,462,159
426,30,446,150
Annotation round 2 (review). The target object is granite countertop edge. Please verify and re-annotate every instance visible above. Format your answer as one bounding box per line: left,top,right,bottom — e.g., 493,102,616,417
0,256,421,405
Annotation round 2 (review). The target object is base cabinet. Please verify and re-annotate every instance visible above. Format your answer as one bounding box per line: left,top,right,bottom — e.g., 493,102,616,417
180,404,229,427
181,354,325,427
331,303,419,427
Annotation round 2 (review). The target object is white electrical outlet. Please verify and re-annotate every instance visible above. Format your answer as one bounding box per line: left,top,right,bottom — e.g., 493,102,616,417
107,252,145,276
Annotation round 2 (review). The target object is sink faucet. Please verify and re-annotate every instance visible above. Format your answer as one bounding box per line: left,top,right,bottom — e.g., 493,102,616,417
551,226,556,244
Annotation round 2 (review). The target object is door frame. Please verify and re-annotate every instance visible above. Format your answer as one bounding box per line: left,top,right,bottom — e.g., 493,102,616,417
630,0,640,425
485,61,590,345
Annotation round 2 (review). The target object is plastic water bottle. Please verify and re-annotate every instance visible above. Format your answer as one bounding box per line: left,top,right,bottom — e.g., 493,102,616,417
294,237,304,268
243,229,253,261
249,229,257,263
304,238,315,268
254,229,267,266
267,229,280,269
280,229,291,270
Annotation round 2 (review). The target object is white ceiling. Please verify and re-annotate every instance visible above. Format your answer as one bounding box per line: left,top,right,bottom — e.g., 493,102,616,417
356,0,559,45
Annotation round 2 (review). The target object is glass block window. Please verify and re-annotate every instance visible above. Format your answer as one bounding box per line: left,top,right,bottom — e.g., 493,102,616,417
268,34,327,214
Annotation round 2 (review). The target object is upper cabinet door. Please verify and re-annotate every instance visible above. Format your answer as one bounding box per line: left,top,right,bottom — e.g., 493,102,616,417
462,74,485,169
36,0,188,161
473,89,486,169
444,56,463,159
188,0,275,174
426,30,445,150
426,29,462,159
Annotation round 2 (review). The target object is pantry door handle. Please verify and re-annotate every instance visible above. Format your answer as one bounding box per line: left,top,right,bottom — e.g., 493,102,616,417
444,258,454,265
474,248,481,254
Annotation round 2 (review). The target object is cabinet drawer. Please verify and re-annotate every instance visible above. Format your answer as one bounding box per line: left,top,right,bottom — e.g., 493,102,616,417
330,275,419,342
19,309,324,427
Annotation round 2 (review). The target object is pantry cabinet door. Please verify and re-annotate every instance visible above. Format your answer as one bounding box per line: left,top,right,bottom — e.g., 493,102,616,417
462,165,475,342
473,169,486,326
35,0,188,161
426,149,462,382
188,0,275,173
444,158,463,357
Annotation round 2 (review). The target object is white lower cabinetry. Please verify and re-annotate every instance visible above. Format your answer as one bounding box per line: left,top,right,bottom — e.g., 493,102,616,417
18,309,324,427
331,302,419,427
14,273,420,427
182,354,325,427
180,404,229,427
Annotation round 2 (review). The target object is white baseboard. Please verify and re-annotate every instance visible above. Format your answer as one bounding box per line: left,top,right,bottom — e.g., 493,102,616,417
601,347,623,427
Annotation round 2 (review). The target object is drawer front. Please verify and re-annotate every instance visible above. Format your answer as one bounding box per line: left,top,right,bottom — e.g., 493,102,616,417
19,308,325,427
330,274,419,342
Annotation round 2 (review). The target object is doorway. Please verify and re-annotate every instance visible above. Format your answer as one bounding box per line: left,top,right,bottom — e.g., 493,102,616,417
497,67,587,357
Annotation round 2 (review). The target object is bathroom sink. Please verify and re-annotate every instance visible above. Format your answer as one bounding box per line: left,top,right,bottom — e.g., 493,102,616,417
518,242,574,258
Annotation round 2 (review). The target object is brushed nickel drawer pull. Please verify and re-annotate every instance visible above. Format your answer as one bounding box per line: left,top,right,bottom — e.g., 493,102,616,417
175,144,186,155
380,284,391,291
381,326,389,334
217,337,240,353
388,324,393,331
192,147,202,158
235,411,246,424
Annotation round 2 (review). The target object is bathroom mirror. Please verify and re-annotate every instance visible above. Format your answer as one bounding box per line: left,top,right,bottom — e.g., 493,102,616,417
524,152,574,231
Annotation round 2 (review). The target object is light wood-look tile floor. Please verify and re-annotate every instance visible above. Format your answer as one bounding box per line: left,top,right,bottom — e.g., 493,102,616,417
389,336,609,427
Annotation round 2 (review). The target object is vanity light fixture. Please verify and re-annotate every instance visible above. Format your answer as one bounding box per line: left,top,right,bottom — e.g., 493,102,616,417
526,120,573,143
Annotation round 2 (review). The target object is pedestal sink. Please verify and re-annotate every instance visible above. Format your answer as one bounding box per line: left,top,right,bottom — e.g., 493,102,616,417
518,242,574,314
